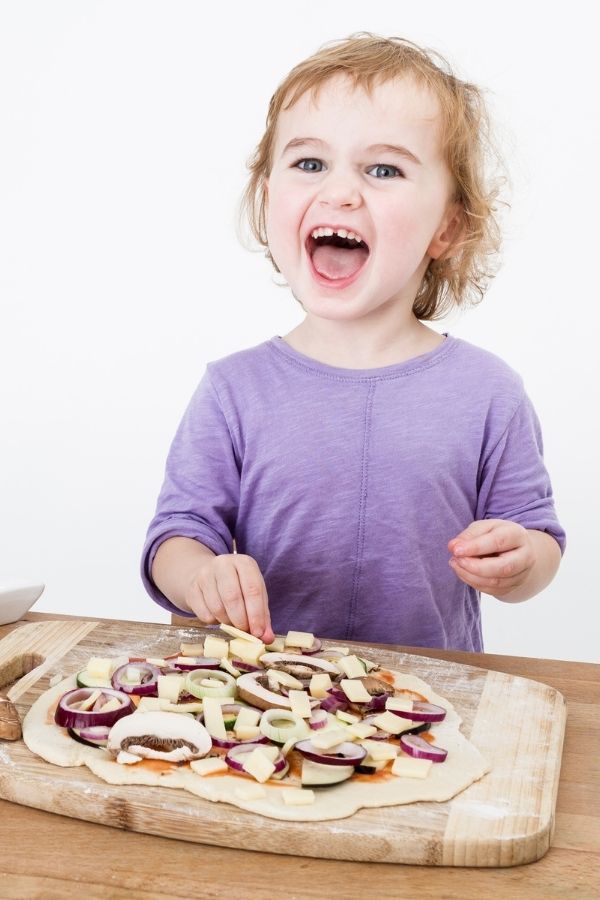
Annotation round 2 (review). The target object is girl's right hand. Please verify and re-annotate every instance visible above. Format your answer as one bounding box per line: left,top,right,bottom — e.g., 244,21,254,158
184,553,274,645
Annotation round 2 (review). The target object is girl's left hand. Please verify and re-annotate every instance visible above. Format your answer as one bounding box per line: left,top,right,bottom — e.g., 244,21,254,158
447,519,535,598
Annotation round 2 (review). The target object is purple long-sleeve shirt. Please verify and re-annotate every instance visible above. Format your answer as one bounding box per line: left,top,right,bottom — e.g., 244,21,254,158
141,334,565,651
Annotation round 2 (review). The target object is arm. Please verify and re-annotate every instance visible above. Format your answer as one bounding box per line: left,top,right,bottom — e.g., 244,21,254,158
152,536,216,614
151,536,275,643
448,520,562,602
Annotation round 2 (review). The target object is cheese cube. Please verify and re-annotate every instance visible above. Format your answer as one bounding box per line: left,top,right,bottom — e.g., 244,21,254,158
189,757,229,776
336,710,361,725
220,657,241,677
391,756,433,779
229,638,265,665
79,689,102,711
256,744,280,762
386,697,413,713
96,697,121,714
346,722,377,740
234,707,261,730
360,757,388,772
371,711,410,734
359,739,398,762
284,630,315,650
157,674,184,703
337,655,367,679
265,636,285,652
289,690,312,719
267,669,304,691
204,635,229,660
234,783,267,801
202,696,227,740
282,788,315,806
220,623,263,644
235,726,261,741
179,642,205,657
125,666,143,683
309,673,332,699
339,678,372,703
85,658,113,682
311,729,349,750
145,657,168,667
242,748,276,783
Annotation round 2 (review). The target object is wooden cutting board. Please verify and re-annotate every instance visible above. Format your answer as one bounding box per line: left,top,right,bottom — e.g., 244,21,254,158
0,619,566,867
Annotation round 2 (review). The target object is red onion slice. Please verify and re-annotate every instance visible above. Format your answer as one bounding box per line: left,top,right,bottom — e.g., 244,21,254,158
225,743,287,774
171,657,221,672
362,693,388,713
295,739,367,767
231,659,263,673
211,734,270,750
308,709,329,730
390,702,446,723
399,734,448,762
78,725,111,742
292,638,322,655
319,694,349,714
55,688,135,729
111,662,162,696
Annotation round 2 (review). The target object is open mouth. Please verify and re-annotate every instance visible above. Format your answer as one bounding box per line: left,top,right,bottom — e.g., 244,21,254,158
306,232,370,285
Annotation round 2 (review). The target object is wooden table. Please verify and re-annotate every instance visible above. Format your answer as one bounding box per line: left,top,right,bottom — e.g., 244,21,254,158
0,611,598,899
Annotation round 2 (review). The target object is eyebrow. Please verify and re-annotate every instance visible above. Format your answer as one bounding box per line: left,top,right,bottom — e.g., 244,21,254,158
281,136,422,166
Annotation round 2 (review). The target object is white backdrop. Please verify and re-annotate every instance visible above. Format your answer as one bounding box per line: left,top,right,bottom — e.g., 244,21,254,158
1,1,598,662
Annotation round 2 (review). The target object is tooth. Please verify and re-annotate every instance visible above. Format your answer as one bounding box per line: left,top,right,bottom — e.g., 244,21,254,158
336,229,348,238
323,227,334,236
347,232,357,241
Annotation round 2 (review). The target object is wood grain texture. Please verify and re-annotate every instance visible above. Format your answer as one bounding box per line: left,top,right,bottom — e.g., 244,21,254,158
0,619,567,868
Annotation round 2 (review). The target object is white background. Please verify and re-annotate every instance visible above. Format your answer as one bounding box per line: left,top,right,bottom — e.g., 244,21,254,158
1,1,598,662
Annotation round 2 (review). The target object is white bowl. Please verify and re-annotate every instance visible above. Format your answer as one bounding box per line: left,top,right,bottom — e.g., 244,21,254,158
0,579,45,625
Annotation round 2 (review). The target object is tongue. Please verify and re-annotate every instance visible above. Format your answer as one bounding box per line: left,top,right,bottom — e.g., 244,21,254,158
312,245,369,280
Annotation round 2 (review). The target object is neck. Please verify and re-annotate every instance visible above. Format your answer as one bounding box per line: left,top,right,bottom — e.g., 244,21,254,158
282,314,444,369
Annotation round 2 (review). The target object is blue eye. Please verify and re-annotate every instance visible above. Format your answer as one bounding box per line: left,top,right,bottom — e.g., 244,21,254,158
294,158,324,173
367,164,404,179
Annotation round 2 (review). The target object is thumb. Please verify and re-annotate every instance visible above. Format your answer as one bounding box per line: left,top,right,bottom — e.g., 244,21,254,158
448,519,495,552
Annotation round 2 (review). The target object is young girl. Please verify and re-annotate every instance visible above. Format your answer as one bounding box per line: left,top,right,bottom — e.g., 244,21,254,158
141,33,565,651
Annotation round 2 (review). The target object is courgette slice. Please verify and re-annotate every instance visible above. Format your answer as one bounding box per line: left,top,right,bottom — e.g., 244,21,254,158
76,669,112,689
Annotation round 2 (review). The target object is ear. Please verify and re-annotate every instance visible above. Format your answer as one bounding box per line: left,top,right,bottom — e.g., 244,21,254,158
427,201,465,260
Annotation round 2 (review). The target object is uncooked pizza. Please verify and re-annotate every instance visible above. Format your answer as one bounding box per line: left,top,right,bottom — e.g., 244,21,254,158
22,626,490,821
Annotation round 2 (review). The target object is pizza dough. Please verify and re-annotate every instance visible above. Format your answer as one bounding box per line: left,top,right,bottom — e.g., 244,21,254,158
22,667,490,822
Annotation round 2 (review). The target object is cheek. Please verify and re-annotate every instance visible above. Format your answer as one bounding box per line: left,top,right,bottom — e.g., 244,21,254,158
266,186,305,254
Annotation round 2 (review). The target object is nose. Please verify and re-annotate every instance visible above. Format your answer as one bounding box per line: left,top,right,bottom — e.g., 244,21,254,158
316,169,362,209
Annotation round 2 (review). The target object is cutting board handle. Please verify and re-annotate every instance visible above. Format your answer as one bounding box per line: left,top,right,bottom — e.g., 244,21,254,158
0,620,98,702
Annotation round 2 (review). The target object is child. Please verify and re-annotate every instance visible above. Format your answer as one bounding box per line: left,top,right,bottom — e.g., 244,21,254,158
141,33,565,652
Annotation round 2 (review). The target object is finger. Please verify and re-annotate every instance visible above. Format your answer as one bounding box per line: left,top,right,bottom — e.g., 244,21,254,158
449,548,529,581
448,520,497,554
186,580,219,625
213,559,250,632
449,557,525,593
197,568,229,624
451,521,523,558
448,558,506,592
235,556,272,640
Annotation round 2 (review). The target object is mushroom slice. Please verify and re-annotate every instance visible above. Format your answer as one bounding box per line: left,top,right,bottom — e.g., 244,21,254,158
259,653,341,680
236,671,322,712
106,711,211,763
358,676,395,698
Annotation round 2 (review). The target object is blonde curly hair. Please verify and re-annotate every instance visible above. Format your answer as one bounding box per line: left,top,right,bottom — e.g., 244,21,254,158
237,32,509,320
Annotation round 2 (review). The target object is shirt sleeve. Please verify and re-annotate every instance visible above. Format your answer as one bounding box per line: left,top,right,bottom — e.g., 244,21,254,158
140,370,241,617
475,391,566,553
